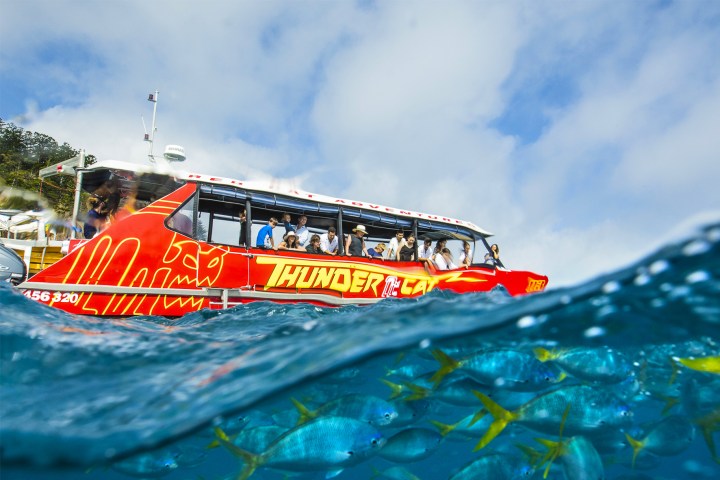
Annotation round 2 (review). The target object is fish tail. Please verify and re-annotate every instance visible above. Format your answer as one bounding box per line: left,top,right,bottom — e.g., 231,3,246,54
471,390,517,451
696,409,720,464
402,381,430,401
514,442,543,467
290,397,316,425
533,347,555,362
215,430,262,480
624,433,644,468
430,349,460,387
668,356,680,385
430,420,456,437
660,395,680,415
468,408,487,426
380,378,405,400
534,437,562,479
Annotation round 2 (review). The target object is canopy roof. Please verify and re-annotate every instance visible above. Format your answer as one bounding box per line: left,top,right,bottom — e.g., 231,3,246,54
81,161,494,240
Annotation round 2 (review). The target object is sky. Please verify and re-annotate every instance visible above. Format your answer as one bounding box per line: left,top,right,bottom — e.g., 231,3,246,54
1,0,719,288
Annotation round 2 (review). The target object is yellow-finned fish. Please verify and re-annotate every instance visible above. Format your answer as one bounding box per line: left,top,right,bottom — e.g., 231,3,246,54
676,356,720,375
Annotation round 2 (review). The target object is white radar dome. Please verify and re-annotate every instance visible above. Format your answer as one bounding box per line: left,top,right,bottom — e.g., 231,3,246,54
163,145,186,162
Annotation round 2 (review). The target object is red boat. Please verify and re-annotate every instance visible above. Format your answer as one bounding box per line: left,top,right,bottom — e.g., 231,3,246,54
13,159,548,316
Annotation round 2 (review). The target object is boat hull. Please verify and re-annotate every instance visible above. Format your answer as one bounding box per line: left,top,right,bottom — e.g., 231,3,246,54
17,184,548,316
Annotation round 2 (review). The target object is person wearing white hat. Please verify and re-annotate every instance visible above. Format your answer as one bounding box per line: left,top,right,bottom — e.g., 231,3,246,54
345,224,369,257
277,231,305,251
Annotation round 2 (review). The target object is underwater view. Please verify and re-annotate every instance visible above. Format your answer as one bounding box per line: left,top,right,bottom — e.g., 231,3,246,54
1,220,719,480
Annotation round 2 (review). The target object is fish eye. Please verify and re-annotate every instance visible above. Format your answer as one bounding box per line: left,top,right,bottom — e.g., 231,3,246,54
371,439,378,446
384,413,391,419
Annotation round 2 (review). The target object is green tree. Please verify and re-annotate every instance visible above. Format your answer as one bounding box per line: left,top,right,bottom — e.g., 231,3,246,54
0,119,96,217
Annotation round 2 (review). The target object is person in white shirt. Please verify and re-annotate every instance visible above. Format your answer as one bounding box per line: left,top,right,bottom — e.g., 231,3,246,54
295,215,310,246
434,248,458,270
418,238,433,261
385,230,407,261
458,241,473,267
319,226,339,255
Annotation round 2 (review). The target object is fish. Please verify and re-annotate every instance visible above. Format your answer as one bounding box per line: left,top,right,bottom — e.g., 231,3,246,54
233,425,289,453
390,398,431,427
675,355,720,375
216,416,386,480
624,415,695,467
372,465,421,480
536,435,604,480
377,428,442,463
383,377,488,406
534,346,633,384
473,384,633,450
430,411,494,441
110,450,179,478
431,348,564,391
291,394,399,426
448,451,535,480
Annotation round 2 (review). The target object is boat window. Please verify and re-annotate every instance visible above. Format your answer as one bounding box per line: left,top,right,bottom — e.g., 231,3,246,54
167,198,195,238
190,181,486,248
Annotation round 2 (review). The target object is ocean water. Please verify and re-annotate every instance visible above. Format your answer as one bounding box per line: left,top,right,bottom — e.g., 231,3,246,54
1,221,719,480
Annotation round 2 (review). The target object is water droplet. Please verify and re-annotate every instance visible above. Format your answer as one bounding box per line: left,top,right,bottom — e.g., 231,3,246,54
583,326,606,338
602,281,620,294
649,260,669,275
686,270,710,284
634,273,650,286
419,339,431,349
302,320,318,331
682,240,710,256
517,316,538,328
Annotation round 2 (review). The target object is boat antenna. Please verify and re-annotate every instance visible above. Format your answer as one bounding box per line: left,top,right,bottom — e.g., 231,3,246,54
142,90,159,163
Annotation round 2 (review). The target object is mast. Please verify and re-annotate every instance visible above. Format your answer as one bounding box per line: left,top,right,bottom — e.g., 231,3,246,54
144,90,159,163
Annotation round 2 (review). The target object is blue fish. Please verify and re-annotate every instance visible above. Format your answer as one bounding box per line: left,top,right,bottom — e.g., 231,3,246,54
377,427,442,463
292,394,398,426
473,385,633,450
431,348,564,391
217,416,385,479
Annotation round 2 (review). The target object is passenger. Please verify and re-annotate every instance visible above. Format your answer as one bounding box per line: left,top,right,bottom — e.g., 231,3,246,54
282,213,310,246
238,209,247,246
367,243,386,258
484,243,500,265
429,238,448,267
319,226,339,256
256,217,278,249
168,212,193,236
282,213,294,233
295,215,310,246
459,241,473,267
418,238,433,261
434,247,458,270
433,238,447,256
83,196,108,239
386,230,407,261
398,235,418,261
305,234,325,255
345,224,369,257
277,231,304,251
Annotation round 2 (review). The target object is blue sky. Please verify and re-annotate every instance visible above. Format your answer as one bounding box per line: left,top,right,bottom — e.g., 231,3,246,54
1,0,719,286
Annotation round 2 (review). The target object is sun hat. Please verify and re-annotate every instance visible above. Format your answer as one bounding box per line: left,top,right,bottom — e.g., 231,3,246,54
284,231,297,241
352,224,367,234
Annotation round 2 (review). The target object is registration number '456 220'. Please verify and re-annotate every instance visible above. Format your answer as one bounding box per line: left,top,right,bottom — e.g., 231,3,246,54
23,290,79,303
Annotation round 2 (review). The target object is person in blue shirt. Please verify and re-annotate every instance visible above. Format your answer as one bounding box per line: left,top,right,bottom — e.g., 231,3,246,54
256,217,278,248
